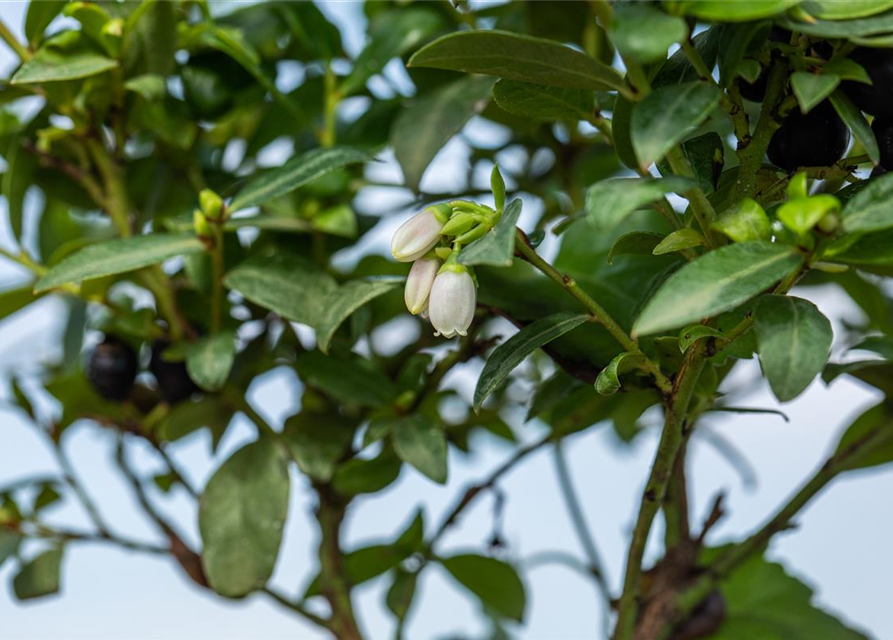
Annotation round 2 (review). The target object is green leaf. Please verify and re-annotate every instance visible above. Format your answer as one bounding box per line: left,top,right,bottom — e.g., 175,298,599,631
653,26,722,89
840,172,893,234
386,570,418,622
822,57,872,85
610,4,688,64
2,132,37,241
186,332,236,392
653,228,705,255
295,351,395,408
595,351,644,395
803,0,893,19
779,8,893,37
35,233,204,292
658,131,725,195
607,232,665,264
754,295,833,402
633,242,803,337
341,8,445,96
283,411,356,482
441,554,526,622
458,199,522,267
712,198,771,242
829,90,879,166
0,530,22,568
123,73,167,101
199,438,290,598
717,22,771,88
677,0,801,22
332,448,402,496
679,325,726,352
11,32,117,84
13,548,62,601
492,79,595,121
791,72,840,114
391,414,448,484
708,552,869,640
833,402,893,472
0,284,41,326
474,312,589,410
491,165,506,214
611,95,639,171
159,396,234,445
25,1,68,47
631,81,722,170
409,30,626,92
393,76,493,191
223,255,400,353
585,177,693,231
777,195,840,236
229,146,370,212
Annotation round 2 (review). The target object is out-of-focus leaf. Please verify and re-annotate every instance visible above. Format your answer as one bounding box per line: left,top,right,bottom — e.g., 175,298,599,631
11,32,117,84
186,332,236,392
585,177,693,231
829,90,879,166
13,548,62,601
677,0,800,22
493,80,595,121
834,402,893,471
610,4,687,64
332,448,402,496
441,554,526,622
283,410,356,482
295,351,395,408
712,198,772,242
653,228,705,255
24,1,68,47
391,414,448,484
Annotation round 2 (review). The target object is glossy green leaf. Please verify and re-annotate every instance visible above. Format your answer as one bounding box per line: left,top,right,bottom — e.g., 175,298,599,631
840,171,893,234
829,90,879,166
778,194,840,236
632,82,722,170
475,312,589,410
199,438,290,597
791,72,840,114
186,332,236,392
754,295,833,402
459,199,522,267
409,30,626,91
392,414,448,484
11,32,117,84
633,242,802,337
679,325,726,352
442,554,526,622
13,548,62,601
283,411,356,482
229,146,370,212
653,228,705,255
35,233,204,292
585,177,693,231
803,0,893,19
393,76,493,191
595,351,643,395
822,57,871,84
493,79,595,121
607,232,665,264
780,9,893,37
295,351,395,408
712,198,772,242
677,0,801,22
611,4,687,64
492,165,506,214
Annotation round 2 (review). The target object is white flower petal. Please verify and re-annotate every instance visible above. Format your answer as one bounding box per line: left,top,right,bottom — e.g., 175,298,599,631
404,258,439,315
391,209,443,262
429,270,476,339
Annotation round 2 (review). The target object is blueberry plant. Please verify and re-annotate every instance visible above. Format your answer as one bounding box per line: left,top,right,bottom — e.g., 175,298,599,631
3,1,893,639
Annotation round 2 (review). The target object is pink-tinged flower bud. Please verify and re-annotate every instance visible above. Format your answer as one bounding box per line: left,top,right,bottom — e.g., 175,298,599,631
391,205,450,262
429,268,476,338
404,258,439,315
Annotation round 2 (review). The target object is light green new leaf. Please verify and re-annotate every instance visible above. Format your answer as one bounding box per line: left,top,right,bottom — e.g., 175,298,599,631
442,554,526,622
633,242,803,337
712,198,771,243
840,171,893,233
631,82,722,170
804,0,893,20
607,232,665,264
586,177,694,231
13,548,62,601
186,332,236,392
393,76,493,191
199,438,290,597
229,146,370,212
459,199,522,267
409,30,626,92
595,352,644,395
679,325,726,352
493,79,595,121
829,90,879,166
11,33,117,84
392,414,448,484
754,295,832,402
35,233,205,292
653,228,705,255
611,4,687,64
791,72,840,114
777,195,839,236
474,312,589,410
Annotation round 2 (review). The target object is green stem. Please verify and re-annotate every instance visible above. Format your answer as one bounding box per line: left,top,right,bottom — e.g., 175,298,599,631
322,64,338,148
210,225,225,334
665,147,719,247
515,231,673,394
0,16,30,61
680,37,713,82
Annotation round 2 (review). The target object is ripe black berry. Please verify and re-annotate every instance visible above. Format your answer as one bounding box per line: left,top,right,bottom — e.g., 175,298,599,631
872,117,893,170
150,341,199,404
842,48,893,118
767,101,849,172
86,336,138,401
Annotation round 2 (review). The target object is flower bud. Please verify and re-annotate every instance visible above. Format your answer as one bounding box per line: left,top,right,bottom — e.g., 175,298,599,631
391,205,450,262
429,267,476,338
200,188,225,221
193,209,213,238
441,212,476,237
404,258,439,315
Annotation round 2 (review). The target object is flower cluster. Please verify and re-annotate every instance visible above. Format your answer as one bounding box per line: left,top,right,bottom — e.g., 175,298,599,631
391,200,501,338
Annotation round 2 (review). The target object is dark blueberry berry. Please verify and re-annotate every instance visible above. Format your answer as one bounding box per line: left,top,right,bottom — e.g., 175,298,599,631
842,48,893,118
86,336,138,401
767,101,849,172
738,72,768,103
872,117,893,170
150,341,199,404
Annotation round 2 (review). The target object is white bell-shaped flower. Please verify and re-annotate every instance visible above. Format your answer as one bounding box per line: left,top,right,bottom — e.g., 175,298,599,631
391,205,450,262
429,267,476,338
404,258,439,315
